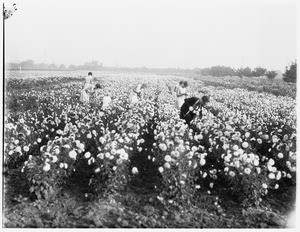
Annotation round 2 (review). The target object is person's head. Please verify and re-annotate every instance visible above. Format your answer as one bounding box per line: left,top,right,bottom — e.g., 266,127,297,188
202,95,210,106
182,81,188,88
95,83,101,89
88,72,93,76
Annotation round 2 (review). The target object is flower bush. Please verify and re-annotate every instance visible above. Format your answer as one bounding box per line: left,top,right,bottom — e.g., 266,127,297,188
4,72,296,209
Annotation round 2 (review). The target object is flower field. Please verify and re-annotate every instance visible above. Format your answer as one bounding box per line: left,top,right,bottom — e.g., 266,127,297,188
3,71,296,228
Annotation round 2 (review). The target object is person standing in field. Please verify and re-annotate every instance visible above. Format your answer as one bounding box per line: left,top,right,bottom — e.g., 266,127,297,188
180,95,210,126
129,83,146,104
80,72,101,104
175,81,188,110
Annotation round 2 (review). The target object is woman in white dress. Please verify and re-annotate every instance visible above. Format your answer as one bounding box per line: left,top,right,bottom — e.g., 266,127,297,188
80,72,94,104
175,81,188,110
129,84,145,104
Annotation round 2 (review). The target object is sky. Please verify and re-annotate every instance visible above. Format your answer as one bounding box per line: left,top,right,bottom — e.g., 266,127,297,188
3,0,299,71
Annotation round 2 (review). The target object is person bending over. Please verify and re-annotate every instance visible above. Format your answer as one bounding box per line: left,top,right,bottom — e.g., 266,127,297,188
180,95,210,126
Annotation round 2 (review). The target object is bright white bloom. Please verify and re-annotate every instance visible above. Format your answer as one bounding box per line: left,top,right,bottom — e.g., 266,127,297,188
209,183,214,188
199,158,206,166
158,167,164,173
15,146,21,153
262,183,268,189
232,145,238,151
242,142,249,148
64,163,68,169
253,159,259,166
276,171,282,180
63,144,71,149
23,146,29,152
87,134,92,139
95,168,100,173
164,162,171,169
274,184,279,189
43,163,51,172
84,152,91,159
59,163,64,168
195,185,201,189
229,171,236,177
52,156,58,163
277,153,283,159
105,152,110,158
164,155,172,162
120,152,129,160
69,150,77,159
97,153,104,159
159,143,167,151
268,159,275,166
186,152,193,159
244,168,251,175
268,173,275,179
132,167,139,174
245,132,250,138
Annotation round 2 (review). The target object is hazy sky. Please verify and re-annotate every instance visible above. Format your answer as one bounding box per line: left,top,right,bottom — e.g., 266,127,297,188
4,0,298,71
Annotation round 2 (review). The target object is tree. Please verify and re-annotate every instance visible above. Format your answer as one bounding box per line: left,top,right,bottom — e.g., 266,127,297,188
59,64,67,70
283,60,297,83
68,65,76,70
266,70,277,80
49,64,58,70
252,67,267,77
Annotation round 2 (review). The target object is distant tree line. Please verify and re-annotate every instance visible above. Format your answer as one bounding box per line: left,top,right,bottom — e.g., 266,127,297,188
7,59,296,83
198,65,279,80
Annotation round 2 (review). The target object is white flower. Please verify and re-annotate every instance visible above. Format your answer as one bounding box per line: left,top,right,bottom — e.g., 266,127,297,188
164,155,172,162
120,152,129,160
95,167,100,173
105,152,110,158
158,167,164,173
63,144,71,149
209,183,214,188
159,143,167,151
256,167,261,174
69,150,77,159
97,153,104,159
199,158,206,166
186,152,194,159
277,153,283,159
64,163,68,169
164,162,171,169
242,142,249,148
84,152,91,159
23,146,29,152
195,185,201,189
274,184,279,189
232,145,238,151
15,146,21,153
87,134,92,139
180,180,185,185
132,167,138,174
59,163,64,168
244,167,251,175
43,163,51,172
229,171,236,177
268,158,275,166
253,159,259,166
268,173,275,179
276,171,282,180
52,155,58,163
262,183,268,189
245,132,250,138
111,149,117,155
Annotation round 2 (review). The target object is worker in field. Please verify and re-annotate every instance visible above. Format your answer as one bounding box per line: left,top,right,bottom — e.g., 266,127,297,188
80,72,101,104
180,95,210,126
129,83,146,104
174,81,188,110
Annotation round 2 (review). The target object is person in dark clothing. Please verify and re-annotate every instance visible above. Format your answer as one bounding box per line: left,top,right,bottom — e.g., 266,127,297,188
180,95,210,125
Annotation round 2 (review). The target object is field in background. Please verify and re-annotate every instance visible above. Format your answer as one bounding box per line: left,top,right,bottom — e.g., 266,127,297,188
3,70,296,228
